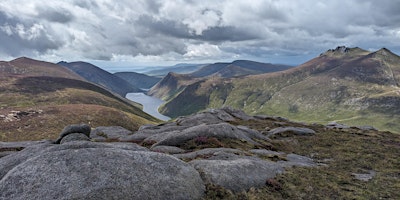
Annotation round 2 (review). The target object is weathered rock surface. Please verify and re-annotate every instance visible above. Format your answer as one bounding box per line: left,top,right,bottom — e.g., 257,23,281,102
268,127,316,137
0,141,205,200
60,133,90,144
149,123,262,147
190,158,284,192
90,126,132,141
151,145,185,154
55,124,91,144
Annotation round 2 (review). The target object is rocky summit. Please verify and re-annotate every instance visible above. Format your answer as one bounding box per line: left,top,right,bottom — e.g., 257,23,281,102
0,108,399,199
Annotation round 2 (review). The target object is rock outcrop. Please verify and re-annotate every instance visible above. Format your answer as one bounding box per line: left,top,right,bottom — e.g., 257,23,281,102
0,108,320,198
0,140,205,200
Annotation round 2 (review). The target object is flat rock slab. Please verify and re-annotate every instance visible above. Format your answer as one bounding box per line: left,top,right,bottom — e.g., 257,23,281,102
0,141,204,200
268,127,316,137
90,126,132,140
190,158,284,192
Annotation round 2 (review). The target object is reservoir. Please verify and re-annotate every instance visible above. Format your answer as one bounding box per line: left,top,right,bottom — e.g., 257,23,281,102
126,93,171,121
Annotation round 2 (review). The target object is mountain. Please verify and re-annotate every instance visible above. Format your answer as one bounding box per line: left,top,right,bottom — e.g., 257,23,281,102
152,46,400,133
114,72,161,89
145,63,205,76
190,60,292,78
0,57,158,141
58,61,142,96
147,72,200,101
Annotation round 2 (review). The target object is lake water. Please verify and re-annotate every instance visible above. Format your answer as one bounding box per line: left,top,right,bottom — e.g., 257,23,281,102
126,93,171,121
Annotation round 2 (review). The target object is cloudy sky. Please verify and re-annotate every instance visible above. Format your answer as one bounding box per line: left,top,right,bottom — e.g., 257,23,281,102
0,0,399,68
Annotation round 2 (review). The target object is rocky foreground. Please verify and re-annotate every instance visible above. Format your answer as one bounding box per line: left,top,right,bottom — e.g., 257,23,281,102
0,108,398,199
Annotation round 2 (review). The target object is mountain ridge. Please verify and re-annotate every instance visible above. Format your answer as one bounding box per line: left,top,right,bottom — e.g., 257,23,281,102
152,47,400,133
58,61,142,96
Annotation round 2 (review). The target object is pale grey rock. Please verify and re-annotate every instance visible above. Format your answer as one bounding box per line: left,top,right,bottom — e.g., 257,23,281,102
221,107,253,121
190,158,284,192
151,145,185,154
0,142,204,200
60,133,90,144
249,149,285,156
90,126,132,140
352,170,376,181
55,124,91,144
206,109,236,122
268,127,316,137
152,123,260,147
176,112,222,126
279,153,316,167
173,148,245,160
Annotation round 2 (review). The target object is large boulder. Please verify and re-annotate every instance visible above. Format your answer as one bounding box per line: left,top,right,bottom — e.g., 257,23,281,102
190,158,284,192
55,124,91,144
148,123,261,147
267,127,316,137
90,126,132,141
0,141,205,200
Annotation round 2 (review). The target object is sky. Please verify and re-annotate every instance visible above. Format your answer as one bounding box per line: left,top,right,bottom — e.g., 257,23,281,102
0,0,399,69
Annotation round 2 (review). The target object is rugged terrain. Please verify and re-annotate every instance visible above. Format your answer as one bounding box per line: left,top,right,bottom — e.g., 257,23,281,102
151,47,400,133
1,108,399,199
0,57,158,141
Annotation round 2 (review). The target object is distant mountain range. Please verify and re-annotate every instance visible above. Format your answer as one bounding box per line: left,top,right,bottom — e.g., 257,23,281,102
190,60,292,78
0,57,158,141
150,46,400,133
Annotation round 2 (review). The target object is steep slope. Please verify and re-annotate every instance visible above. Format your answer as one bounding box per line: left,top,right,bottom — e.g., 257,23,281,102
114,72,161,89
147,72,200,101
159,47,400,133
0,57,158,141
58,61,142,96
190,60,292,78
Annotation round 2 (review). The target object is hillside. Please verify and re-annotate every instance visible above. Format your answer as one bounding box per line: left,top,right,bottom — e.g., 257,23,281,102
145,63,205,76
58,61,142,96
155,47,400,133
0,57,158,141
147,72,201,101
190,60,292,78
114,72,161,89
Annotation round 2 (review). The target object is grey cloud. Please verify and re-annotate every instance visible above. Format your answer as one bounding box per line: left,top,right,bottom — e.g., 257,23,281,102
37,6,75,23
136,15,260,42
0,11,63,56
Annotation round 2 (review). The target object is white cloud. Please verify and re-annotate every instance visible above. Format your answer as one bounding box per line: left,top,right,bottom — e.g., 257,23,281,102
0,0,399,65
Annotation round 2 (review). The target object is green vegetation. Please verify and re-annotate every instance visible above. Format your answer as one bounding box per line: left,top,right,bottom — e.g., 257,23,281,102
203,118,400,199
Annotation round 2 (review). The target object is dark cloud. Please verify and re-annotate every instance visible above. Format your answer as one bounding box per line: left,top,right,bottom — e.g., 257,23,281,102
0,0,399,64
37,6,75,23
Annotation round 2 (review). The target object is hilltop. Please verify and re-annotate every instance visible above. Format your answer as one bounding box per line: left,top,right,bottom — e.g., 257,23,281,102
0,57,158,141
150,47,400,133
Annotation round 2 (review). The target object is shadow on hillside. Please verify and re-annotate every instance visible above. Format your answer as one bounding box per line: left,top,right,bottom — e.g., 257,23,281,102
13,76,113,97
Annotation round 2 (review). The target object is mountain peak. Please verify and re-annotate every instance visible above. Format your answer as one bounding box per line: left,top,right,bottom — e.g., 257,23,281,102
321,46,369,57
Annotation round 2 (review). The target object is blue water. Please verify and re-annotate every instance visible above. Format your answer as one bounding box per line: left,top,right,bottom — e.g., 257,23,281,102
126,93,171,121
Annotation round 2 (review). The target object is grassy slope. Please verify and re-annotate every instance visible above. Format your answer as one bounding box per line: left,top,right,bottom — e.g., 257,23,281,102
203,118,400,199
0,58,159,141
162,49,400,133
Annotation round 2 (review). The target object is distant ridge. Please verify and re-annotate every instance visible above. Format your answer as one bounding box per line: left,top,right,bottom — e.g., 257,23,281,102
190,60,292,78
114,72,161,89
58,61,142,96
